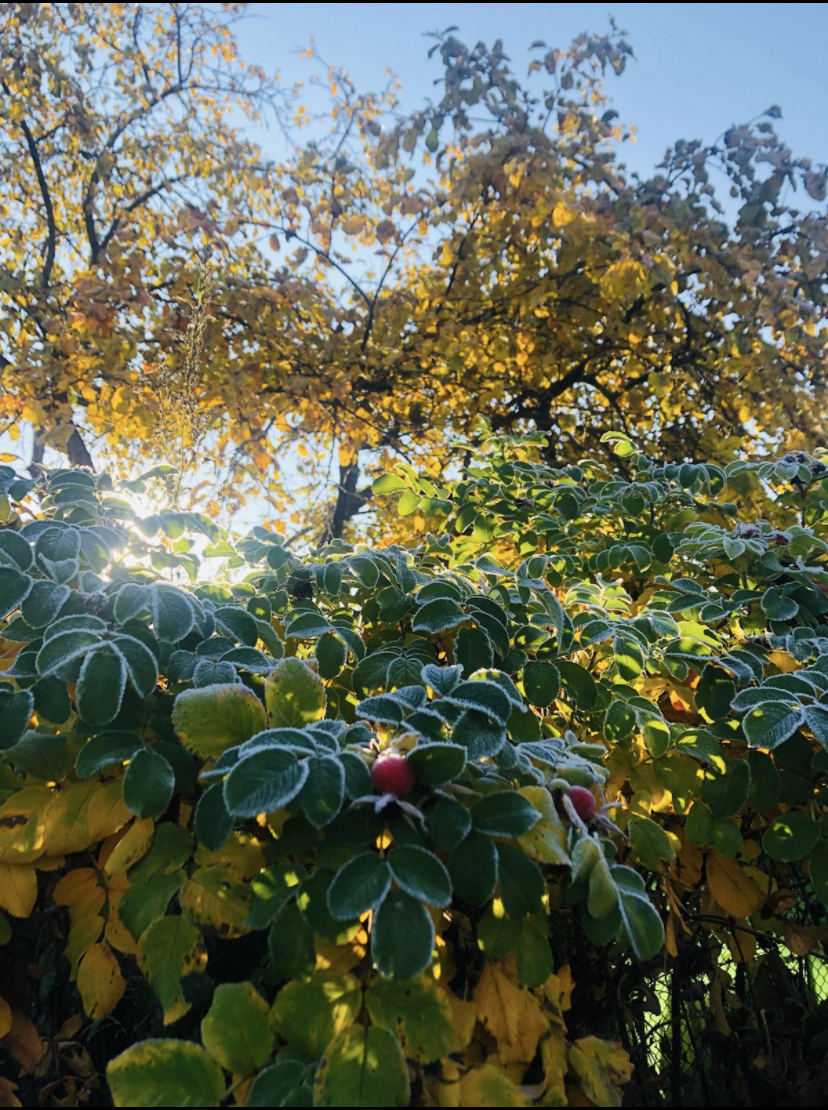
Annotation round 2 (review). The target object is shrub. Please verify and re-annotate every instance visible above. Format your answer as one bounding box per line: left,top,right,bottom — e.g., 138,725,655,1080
1,432,827,1106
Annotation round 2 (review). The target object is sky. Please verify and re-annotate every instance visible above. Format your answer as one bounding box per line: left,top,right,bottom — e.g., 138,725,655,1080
231,2,828,177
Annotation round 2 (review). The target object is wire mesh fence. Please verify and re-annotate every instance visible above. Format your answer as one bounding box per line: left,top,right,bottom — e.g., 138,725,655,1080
617,899,828,1107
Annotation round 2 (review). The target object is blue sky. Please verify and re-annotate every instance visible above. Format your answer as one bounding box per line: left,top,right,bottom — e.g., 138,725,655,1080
233,2,828,177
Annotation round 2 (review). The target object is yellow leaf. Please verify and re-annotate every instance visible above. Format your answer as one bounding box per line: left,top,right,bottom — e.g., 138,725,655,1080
706,852,765,918
540,965,574,1026
0,1011,44,1074
54,868,101,907
431,1059,461,1108
104,818,155,875
0,864,37,918
568,1036,632,1108
181,865,250,938
552,201,575,227
77,942,125,1019
0,1075,20,1107
474,963,549,1065
518,785,569,865
448,992,477,1054
0,787,53,865
459,1063,529,1107
0,997,11,1039
87,781,132,843
540,1029,568,1104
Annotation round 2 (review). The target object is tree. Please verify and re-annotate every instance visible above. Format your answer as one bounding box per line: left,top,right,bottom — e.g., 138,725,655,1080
1,9,826,539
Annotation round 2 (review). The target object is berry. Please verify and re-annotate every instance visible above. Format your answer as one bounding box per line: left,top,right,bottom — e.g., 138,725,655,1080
371,753,416,798
566,786,597,823
736,523,759,538
767,529,791,546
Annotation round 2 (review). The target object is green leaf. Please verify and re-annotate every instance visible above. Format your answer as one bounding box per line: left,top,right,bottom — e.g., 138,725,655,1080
245,863,306,929
614,636,645,682
702,758,751,818
0,566,32,619
710,817,743,859
411,598,466,635
314,1025,408,1108
22,580,70,627
397,490,420,516
762,812,821,861
299,755,345,827
123,748,175,818
447,679,512,724
641,715,671,758
388,845,451,907
339,751,372,799
811,839,828,908
0,530,32,571
265,657,326,727
515,916,554,988
298,869,360,945
695,666,735,721
372,890,435,980
270,974,362,1057
286,611,331,639
269,904,316,981
7,730,71,780
586,852,617,923
372,474,408,495
455,626,494,677
407,742,466,786
172,683,267,758
452,709,507,759
327,854,391,921
194,782,232,852
628,816,676,870
496,842,545,918
760,588,799,621
747,750,780,810
685,801,711,846
114,635,158,698
428,796,471,850
76,647,126,726
742,701,804,749
151,584,196,642
471,792,541,837
248,1061,308,1108
76,731,141,778
0,688,34,749
557,660,597,710
120,874,183,943
107,1039,224,1108
612,865,665,960
449,830,498,906
365,975,453,1064
137,915,205,1025
316,632,347,678
523,661,561,707
201,982,273,1075
33,676,70,724
604,699,636,743
214,605,259,645
223,748,309,817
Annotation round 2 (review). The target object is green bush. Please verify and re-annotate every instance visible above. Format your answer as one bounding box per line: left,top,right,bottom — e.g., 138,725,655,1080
1,431,828,1106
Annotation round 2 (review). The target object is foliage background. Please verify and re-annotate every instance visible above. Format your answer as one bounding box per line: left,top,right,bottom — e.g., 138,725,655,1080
1,4,828,1108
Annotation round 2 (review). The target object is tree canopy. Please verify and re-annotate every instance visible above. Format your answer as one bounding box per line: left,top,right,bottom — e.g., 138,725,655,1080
1,5,826,538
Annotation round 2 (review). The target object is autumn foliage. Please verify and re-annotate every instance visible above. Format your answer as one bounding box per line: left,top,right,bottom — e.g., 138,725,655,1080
2,4,828,1109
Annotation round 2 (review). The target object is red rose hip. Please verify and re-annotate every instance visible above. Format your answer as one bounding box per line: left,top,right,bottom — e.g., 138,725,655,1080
371,753,416,798
566,786,597,822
